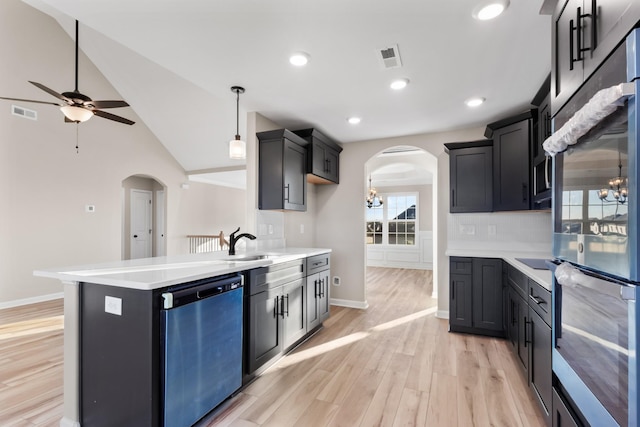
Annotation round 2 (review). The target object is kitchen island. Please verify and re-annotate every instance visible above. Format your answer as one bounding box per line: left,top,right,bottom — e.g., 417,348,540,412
34,248,331,427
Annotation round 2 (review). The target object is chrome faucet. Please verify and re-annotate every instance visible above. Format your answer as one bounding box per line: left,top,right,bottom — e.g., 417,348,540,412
228,227,256,255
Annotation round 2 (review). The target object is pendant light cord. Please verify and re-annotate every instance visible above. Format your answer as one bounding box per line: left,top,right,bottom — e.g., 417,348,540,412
235,89,240,137
74,20,79,93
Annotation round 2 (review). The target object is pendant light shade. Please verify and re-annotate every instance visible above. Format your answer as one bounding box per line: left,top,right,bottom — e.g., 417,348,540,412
229,86,246,160
60,105,93,122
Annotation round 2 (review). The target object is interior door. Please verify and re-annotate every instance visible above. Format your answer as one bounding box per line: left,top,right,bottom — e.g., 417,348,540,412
131,189,152,259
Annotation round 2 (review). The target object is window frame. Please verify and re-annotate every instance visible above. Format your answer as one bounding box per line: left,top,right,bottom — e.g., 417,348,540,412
365,191,419,246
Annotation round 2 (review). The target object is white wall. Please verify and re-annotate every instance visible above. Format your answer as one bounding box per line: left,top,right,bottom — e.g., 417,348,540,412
0,0,246,306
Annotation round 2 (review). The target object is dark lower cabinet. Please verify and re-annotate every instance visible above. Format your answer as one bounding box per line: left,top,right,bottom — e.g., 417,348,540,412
449,257,504,337
508,287,529,375
246,286,282,375
530,308,552,425
307,269,330,331
552,389,581,427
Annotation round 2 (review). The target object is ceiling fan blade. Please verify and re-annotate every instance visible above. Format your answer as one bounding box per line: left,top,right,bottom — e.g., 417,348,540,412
89,100,130,109
93,109,135,125
0,96,61,106
28,81,70,103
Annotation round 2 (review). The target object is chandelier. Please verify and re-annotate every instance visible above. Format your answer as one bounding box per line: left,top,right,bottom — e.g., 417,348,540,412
366,176,383,208
598,158,628,204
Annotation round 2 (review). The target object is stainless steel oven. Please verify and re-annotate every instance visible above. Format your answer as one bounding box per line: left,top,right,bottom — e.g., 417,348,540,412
546,29,640,427
552,261,636,426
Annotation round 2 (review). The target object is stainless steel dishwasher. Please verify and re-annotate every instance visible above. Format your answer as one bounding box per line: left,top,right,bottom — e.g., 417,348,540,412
161,273,243,427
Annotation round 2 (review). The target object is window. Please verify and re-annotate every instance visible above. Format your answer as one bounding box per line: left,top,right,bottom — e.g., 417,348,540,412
366,193,417,245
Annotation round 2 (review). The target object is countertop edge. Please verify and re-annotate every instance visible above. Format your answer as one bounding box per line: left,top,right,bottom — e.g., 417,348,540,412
34,248,332,291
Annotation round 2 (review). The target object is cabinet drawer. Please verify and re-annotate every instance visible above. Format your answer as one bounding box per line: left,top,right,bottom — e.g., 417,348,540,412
450,257,472,275
247,259,305,295
528,279,551,326
507,265,527,297
307,253,330,275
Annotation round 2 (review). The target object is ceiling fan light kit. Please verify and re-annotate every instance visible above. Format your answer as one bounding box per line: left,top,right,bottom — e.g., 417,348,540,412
0,20,134,126
229,86,246,160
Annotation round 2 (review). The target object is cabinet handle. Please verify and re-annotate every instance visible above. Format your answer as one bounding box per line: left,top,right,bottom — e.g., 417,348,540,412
530,295,545,305
524,317,530,347
544,155,550,189
280,295,287,318
451,281,455,300
569,19,576,70
522,183,527,202
314,280,319,297
451,189,455,207
574,6,593,63
284,294,289,317
273,296,278,318
590,0,598,50
284,184,290,202
325,158,330,173
320,278,325,297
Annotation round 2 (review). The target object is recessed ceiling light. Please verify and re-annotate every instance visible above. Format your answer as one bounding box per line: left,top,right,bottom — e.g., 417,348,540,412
289,52,310,66
473,0,509,20
348,117,361,124
390,78,409,90
465,97,486,107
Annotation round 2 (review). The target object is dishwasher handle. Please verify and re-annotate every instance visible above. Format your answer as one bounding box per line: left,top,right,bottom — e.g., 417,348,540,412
162,274,243,309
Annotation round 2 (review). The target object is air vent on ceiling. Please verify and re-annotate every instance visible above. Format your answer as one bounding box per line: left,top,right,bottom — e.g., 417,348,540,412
11,105,37,120
377,44,402,69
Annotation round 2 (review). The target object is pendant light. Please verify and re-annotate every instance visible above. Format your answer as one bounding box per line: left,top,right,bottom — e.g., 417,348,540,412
229,86,246,160
366,176,383,208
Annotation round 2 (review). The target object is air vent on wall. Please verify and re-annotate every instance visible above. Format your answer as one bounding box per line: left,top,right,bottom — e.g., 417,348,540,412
377,44,402,69
11,105,37,120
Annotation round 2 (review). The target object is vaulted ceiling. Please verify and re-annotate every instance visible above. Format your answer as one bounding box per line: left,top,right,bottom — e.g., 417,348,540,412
20,0,551,175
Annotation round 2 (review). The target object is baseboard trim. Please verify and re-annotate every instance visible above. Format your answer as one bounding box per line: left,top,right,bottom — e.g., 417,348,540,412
436,310,449,320
0,292,64,310
330,298,369,310
58,417,81,427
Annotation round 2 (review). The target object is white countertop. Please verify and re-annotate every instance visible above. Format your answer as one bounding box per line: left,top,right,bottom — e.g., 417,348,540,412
34,248,331,291
446,248,553,291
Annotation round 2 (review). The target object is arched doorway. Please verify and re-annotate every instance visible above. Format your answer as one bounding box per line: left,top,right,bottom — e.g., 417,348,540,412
122,175,167,260
364,146,438,298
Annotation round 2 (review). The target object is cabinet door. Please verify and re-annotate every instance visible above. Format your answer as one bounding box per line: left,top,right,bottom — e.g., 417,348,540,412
319,269,331,322
515,292,530,374
306,272,321,331
450,274,473,328
283,139,307,211
583,0,640,78
449,146,493,213
493,119,531,211
283,279,306,349
552,389,581,427
552,0,585,115
472,259,504,332
529,308,552,423
247,288,282,374
325,147,339,183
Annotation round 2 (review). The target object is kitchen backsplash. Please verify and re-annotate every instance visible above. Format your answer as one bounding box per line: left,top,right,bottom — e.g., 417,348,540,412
255,210,286,250
448,211,552,253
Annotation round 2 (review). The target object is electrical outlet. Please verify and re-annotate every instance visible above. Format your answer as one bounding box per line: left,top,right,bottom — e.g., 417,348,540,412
333,276,341,286
85,205,96,213
104,296,122,316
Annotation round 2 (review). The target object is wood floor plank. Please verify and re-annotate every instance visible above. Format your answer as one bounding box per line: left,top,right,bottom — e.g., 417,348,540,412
425,372,458,427
325,368,385,427
456,350,491,427
392,388,429,427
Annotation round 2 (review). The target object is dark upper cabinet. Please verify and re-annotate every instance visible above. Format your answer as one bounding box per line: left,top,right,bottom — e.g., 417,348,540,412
257,129,308,211
552,0,640,115
486,112,533,212
293,128,343,184
445,141,493,213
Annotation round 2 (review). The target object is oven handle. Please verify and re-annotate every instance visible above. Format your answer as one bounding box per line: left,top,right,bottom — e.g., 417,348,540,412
555,262,636,301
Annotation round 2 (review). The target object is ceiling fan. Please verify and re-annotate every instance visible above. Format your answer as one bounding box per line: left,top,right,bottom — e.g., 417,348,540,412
0,20,134,125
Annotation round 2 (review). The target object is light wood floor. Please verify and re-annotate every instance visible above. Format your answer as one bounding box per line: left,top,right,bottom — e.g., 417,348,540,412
0,268,545,427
